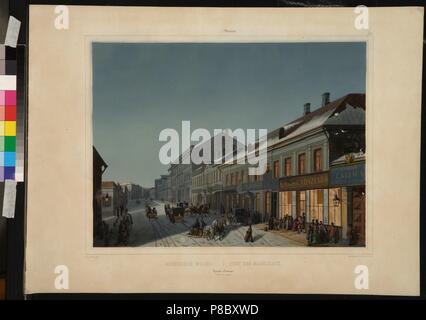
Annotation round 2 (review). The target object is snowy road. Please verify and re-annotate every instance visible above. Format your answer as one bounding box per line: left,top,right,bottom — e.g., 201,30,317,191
113,200,303,247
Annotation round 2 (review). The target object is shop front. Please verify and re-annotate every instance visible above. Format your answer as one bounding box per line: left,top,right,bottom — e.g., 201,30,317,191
279,171,329,218
279,171,348,239
330,161,365,246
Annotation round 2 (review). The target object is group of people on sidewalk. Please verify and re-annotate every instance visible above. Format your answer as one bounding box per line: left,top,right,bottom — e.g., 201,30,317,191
265,213,344,246
96,208,134,247
268,214,306,233
306,220,339,246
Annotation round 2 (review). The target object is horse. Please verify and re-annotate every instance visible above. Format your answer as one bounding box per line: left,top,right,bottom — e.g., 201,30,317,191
211,218,225,241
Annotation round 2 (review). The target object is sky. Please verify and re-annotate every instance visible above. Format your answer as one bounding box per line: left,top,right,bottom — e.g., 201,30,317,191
93,42,366,188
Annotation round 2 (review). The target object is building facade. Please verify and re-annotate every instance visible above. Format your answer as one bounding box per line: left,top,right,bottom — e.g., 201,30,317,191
191,92,365,243
154,175,171,202
275,93,365,241
329,152,365,245
121,183,143,201
169,146,195,203
158,93,366,244
101,181,128,218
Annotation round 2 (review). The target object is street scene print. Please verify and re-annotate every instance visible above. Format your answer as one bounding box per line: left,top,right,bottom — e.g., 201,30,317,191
92,42,366,247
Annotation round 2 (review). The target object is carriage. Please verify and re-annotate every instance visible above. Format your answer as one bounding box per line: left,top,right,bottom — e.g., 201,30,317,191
185,204,209,215
234,208,249,224
231,208,261,225
168,207,185,223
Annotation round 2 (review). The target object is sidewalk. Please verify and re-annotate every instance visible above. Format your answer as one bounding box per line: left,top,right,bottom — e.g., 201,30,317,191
253,223,308,246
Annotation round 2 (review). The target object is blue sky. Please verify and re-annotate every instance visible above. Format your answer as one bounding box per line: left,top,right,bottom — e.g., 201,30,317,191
93,42,366,187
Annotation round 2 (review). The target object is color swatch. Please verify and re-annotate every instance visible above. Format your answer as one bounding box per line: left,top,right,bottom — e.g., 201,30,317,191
0,44,21,181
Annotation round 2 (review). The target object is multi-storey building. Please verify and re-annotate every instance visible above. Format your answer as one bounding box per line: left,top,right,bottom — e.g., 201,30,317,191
121,183,143,201
169,146,195,203
216,92,365,243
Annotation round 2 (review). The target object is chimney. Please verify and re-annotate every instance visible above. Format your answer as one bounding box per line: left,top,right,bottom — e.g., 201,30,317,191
322,92,330,106
303,103,311,116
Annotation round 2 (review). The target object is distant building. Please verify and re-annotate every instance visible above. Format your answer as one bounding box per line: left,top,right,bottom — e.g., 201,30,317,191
102,181,127,218
148,187,156,200
121,183,143,200
154,175,172,202
191,132,246,209
141,187,152,199
169,146,195,203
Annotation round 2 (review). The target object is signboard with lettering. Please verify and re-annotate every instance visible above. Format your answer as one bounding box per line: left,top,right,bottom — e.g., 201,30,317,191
330,162,365,187
279,172,329,191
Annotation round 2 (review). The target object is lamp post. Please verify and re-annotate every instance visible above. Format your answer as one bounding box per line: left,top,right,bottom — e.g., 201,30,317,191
333,193,340,207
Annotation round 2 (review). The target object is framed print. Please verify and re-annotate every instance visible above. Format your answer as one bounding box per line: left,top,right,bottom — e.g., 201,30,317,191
25,6,423,295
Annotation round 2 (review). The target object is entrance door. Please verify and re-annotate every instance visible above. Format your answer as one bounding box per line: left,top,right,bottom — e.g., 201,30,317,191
271,192,278,218
352,186,365,246
296,191,306,217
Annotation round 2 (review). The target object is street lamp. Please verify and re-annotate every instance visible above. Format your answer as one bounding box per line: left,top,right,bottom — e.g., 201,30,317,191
333,193,340,207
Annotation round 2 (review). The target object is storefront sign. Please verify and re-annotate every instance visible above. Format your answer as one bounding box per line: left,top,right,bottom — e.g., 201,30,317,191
279,172,329,191
330,163,365,187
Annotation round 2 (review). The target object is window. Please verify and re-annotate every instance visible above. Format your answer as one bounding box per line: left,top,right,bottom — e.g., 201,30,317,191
279,191,292,217
328,188,342,226
255,193,261,212
309,189,324,222
240,170,244,183
314,148,322,172
230,173,234,185
297,191,306,216
298,153,306,175
265,192,271,214
273,160,280,178
285,157,292,176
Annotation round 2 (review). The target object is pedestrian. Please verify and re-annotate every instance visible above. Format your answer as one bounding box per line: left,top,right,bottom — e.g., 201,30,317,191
245,224,254,242
328,222,336,243
306,220,314,245
268,215,274,231
318,221,327,243
301,213,306,232
312,220,319,245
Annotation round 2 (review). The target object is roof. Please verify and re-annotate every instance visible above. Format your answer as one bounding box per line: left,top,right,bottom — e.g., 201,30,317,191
93,146,108,169
271,93,365,141
324,103,365,126
229,93,366,163
102,181,116,189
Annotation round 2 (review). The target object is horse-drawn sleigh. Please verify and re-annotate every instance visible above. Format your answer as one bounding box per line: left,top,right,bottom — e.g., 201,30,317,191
185,204,210,215
167,206,185,223
187,218,226,241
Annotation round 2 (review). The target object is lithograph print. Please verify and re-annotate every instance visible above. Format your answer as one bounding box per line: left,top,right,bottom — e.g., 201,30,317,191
92,42,366,248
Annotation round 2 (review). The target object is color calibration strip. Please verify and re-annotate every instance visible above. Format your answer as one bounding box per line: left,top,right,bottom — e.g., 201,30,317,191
0,44,21,181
